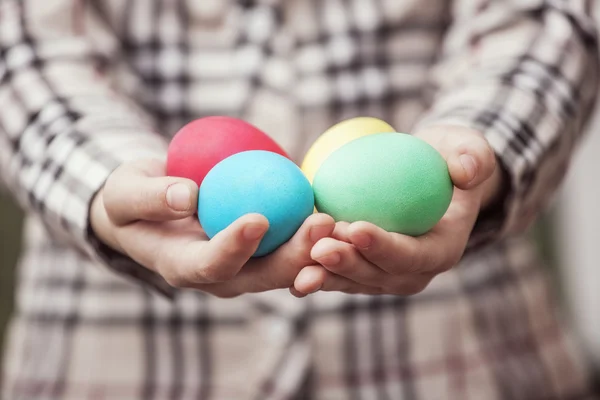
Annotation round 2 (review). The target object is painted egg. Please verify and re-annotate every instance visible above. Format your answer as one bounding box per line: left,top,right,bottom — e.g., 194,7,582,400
198,150,315,257
301,117,395,182
313,133,453,236
167,116,289,186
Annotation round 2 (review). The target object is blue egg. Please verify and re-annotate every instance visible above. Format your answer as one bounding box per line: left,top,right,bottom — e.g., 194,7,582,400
198,150,315,257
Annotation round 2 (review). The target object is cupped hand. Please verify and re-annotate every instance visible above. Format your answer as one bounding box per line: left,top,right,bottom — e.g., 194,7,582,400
91,159,335,298
291,125,503,297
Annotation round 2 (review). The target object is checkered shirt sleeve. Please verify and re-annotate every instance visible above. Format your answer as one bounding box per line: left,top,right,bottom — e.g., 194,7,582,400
417,0,599,249
1,0,599,299
0,1,173,295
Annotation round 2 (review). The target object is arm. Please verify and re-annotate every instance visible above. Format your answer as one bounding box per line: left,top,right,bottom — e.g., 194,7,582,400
417,0,599,248
0,1,336,297
293,0,599,296
0,0,171,292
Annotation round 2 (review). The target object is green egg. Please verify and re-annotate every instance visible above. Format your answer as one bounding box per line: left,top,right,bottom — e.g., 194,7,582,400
313,132,453,236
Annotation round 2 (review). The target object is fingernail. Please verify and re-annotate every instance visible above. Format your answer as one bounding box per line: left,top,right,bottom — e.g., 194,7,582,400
166,183,191,211
316,252,340,266
459,154,477,183
309,224,331,243
244,224,267,241
352,233,372,249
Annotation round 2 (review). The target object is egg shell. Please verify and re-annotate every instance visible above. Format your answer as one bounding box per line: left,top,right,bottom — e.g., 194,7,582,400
167,116,289,187
199,150,315,257
313,132,453,236
301,117,395,182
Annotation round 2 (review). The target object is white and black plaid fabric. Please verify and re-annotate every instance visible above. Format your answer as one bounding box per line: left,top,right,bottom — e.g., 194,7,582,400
1,0,599,399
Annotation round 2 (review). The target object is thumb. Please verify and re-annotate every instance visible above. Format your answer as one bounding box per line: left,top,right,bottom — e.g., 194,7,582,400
104,161,199,225
436,129,497,190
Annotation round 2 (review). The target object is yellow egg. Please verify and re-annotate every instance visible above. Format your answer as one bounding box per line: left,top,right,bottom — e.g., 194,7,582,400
301,117,395,182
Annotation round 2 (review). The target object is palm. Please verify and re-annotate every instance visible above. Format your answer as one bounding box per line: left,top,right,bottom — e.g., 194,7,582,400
293,125,500,296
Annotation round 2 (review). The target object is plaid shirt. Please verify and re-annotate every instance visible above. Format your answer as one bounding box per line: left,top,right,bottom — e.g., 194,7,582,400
1,0,599,399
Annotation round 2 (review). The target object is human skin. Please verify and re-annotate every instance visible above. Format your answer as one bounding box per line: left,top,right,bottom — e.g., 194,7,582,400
292,125,502,296
91,125,501,297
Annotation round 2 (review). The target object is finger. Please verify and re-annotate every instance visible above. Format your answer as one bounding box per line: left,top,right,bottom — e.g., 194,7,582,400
345,221,422,274
289,286,309,298
204,213,336,294
347,220,460,275
104,162,198,225
302,265,432,296
264,213,336,267
115,218,204,274
442,132,497,190
120,213,269,287
192,213,269,283
311,237,386,286
332,221,351,242
293,265,328,294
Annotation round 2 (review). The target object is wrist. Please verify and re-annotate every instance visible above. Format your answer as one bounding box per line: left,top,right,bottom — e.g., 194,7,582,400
90,188,124,254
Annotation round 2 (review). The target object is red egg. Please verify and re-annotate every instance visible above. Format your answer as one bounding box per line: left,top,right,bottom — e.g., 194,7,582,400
167,116,289,186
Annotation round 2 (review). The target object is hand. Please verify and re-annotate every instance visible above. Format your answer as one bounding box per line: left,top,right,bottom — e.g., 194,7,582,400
91,159,335,298
291,125,503,297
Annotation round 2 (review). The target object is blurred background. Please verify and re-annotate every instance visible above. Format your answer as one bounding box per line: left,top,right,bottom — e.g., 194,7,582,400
0,121,599,376
0,193,22,364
